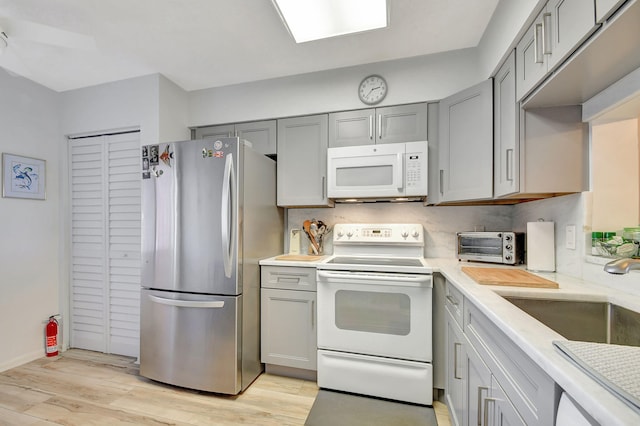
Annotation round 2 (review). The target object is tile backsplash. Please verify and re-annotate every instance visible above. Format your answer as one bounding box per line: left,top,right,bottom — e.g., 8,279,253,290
286,194,640,295
286,202,513,258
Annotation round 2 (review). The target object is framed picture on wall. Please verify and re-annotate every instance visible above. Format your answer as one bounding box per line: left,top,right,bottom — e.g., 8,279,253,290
2,153,46,200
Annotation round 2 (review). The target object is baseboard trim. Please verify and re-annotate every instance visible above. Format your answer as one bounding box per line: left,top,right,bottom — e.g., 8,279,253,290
0,349,45,373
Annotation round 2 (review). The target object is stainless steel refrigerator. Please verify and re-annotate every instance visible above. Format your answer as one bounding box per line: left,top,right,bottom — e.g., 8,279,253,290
139,137,283,394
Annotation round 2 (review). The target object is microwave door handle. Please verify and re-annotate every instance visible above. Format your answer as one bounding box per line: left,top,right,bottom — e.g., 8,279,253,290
396,152,404,191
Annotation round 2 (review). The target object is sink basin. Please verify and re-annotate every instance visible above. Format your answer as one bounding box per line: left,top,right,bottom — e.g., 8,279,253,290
501,296,640,347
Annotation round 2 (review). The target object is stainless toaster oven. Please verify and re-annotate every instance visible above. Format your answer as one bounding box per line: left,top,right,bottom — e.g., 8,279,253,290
456,232,525,265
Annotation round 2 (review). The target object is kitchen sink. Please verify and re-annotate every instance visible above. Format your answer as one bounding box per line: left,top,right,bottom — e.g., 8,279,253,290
501,296,640,347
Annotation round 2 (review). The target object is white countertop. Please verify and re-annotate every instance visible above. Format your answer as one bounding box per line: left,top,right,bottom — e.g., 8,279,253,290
259,255,640,425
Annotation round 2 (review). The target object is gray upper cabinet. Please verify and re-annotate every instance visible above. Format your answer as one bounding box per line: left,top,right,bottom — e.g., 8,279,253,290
508,105,587,198
276,114,331,207
438,80,493,203
494,50,519,198
194,120,277,156
194,123,235,141
328,103,427,147
516,0,597,101
596,0,627,22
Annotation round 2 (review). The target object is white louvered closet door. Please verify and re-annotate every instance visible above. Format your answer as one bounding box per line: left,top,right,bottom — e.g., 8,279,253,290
69,132,141,357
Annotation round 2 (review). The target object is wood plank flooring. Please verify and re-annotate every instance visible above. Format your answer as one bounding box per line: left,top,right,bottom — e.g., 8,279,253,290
0,349,451,425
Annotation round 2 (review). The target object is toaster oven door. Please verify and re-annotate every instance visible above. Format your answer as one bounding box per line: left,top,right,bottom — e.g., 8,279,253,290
457,233,504,262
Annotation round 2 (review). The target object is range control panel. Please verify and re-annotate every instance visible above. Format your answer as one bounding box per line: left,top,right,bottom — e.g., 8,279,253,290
333,223,424,245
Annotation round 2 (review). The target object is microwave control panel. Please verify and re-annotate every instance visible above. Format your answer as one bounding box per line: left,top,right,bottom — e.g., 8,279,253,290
405,141,428,195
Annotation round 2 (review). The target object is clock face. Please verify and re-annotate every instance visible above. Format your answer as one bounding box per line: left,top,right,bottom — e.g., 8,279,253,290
358,75,387,105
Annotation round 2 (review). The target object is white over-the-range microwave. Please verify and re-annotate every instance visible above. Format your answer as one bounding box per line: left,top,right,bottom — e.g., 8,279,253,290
326,141,428,201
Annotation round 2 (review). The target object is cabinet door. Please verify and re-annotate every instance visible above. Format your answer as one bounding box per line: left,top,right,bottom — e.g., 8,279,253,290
491,379,527,426
329,109,375,147
236,120,277,156
193,124,235,140
446,314,466,426
438,80,493,202
377,103,428,144
261,288,317,370
546,0,597,71
494,50,519,197
466,344,492,426
515,10,548,101
276,114,330,207
596,0,627,22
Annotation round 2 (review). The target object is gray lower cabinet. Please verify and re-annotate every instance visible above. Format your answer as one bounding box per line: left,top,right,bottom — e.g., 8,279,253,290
438,79,493,203
193,120,277,156
328,103,428,147
260,266,317,371
445,280,554,426
276,114,331,207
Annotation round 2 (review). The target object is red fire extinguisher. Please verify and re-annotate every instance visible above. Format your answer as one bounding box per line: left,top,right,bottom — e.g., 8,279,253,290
45,315,59,357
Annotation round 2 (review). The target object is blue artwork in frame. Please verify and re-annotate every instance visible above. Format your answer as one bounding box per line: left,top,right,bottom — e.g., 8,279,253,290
2,153,46,200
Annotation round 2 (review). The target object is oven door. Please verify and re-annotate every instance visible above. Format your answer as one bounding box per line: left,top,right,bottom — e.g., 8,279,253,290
317,270,432,362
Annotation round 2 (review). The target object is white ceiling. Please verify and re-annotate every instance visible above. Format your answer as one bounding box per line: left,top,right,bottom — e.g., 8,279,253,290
0,0,500,92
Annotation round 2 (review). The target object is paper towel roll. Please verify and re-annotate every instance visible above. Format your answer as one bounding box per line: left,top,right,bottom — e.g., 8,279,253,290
555,393,593,426
527,221,555,272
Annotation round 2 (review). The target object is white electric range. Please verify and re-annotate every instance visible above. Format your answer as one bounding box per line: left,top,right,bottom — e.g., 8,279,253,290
316,223,433,405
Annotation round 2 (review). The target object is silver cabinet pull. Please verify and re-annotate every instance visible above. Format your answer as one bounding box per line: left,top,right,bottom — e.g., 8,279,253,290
534,23,544,64
378,114,382,140
483,397,497,426
321,176,326,199
543,12,552,55
439,169,444,195
453,342,462,379
477,387,489,426
506,148,514,182
446,295,459,306
369,115,373,140
311,300,315,329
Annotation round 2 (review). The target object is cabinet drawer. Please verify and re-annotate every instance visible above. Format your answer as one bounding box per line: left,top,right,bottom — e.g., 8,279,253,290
445,281,464,327
261,266,317,291
464,302,556,426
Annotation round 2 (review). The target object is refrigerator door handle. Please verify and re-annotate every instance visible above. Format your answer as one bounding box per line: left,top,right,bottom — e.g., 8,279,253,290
221,153,237,278
148,295,225,309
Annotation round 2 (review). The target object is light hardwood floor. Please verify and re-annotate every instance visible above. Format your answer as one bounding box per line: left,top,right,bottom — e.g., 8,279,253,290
0,349,451,425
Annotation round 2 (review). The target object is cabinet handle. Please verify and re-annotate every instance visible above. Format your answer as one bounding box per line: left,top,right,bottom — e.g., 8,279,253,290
534,23,544,63
483,397,497,426
369,115,373,140
506,148,514,182
322,176,326,199
311,300,315,329
453,342,462,379
378,114,382,140
477,387,489,426
439,169,444,195
446,295,459,306
543,12,552,55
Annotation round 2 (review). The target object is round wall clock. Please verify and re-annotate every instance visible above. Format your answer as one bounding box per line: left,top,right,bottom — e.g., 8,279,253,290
358,74,388,105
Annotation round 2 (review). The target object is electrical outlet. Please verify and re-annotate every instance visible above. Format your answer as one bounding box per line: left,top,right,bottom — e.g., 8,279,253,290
565,225,576,250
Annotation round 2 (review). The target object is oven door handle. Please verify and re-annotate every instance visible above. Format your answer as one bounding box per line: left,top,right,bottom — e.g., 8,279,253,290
317,270,432,285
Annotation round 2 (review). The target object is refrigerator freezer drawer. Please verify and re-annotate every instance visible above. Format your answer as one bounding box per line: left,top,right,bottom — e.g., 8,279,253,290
140,289,241,393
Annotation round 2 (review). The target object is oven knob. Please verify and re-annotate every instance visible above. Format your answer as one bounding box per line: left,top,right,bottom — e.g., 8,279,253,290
346,230,354,238
401,230,409,238
505,234,513,241
505,255,512,261
505,244,513,250
337,229,344,238
411,229,420,238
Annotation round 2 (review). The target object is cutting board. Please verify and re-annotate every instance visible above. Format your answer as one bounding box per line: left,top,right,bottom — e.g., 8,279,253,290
462,267,559,289
275,254,324,262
